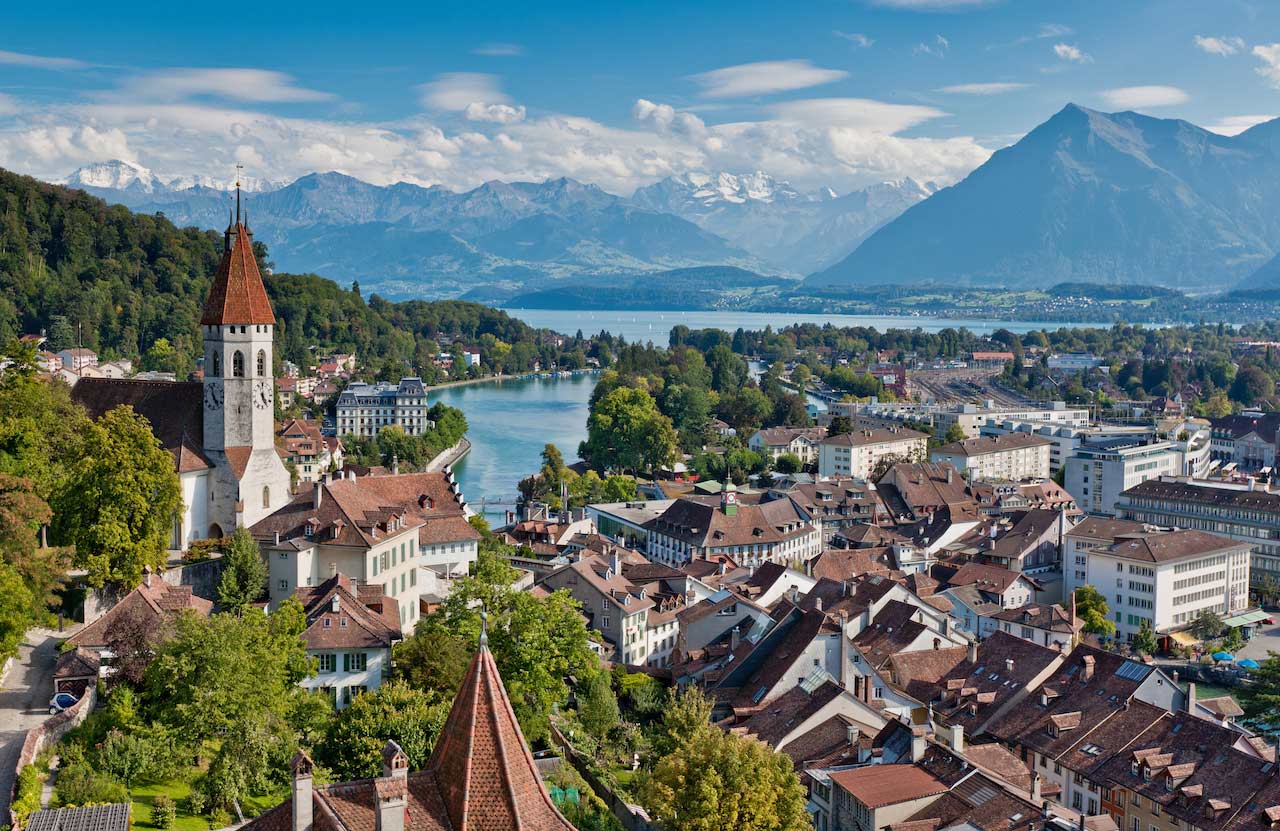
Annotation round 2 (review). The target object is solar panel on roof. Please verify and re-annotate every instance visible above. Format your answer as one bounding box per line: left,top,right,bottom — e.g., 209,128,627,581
1115,661,1151,681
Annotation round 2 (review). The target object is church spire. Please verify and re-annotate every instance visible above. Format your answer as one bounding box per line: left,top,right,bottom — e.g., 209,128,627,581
428,638,577,831
202,219,274,326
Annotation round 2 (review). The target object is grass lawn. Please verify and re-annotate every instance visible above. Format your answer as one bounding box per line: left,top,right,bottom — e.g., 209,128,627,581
130,775,286,831
1179,681,1240,703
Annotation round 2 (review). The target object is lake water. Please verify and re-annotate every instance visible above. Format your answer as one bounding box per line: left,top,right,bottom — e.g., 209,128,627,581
502,308,1089,342
430,374,596,524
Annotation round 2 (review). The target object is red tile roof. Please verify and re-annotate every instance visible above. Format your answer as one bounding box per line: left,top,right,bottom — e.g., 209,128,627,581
201,224,275,325
70,577,213,649
829,763,948,808
295,574,401,649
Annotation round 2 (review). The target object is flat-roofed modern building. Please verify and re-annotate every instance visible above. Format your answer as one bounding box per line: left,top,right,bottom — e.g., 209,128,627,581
1064,437,1183,517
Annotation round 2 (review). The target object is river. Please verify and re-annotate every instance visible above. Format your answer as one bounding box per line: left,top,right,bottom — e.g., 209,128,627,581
502,308,1092,343
428,373,596,524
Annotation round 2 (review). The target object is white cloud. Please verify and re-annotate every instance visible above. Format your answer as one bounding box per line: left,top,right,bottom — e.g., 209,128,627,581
1194,35,1245,56
465,102,526,124
866,0,995,9
914,35,950,57
1253,44,1280,88
769,98,947,133
834,31,874,48
1100,85,1189,109
937,82,1029,94
472,43,524,57
1036,24,1072,39
118,68,333,103
420,72,511,110
688,60,847,98
1204,114,1278,135
0,94,17,116
1053,43,1090,63
633,99,708,139
0,49,90,70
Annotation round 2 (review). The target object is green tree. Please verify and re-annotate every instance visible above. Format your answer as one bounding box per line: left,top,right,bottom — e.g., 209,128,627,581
0,473,68,613
319,680,449,781
773,453,802,475
828,415,853,436
942,423,967,444
650,687,715,760
1231,365,1275,407
1239,652,1280,737
1074,585,1116,639
143,606,315,749
1133,619,1159,656
641,692,808,831
578,672,620,739
393,627,471,701
218,527,268,613
580,386,678,475
0,563,35,660
51,406,181,588
1190,610,1225,641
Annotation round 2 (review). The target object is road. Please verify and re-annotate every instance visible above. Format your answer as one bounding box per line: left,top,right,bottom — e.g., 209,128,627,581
0,630,61,820
1235,623,1280,661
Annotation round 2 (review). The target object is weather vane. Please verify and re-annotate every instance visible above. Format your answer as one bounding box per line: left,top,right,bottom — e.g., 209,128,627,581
479,606,489,647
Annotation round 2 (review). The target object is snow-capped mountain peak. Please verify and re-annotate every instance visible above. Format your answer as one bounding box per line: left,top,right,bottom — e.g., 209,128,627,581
63,160,160,192
685,170,804,205
62,160,288,194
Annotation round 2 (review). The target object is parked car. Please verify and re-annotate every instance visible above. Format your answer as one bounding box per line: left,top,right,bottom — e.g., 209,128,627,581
48,692,78,714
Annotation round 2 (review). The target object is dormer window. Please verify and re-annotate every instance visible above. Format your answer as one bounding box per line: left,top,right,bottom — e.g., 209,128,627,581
305,522,315,538
1165,776,1174,793
1143,768,1152,782
1130,761,1140,776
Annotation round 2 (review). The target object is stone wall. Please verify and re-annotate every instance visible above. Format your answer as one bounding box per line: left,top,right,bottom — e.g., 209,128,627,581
9,685,97,829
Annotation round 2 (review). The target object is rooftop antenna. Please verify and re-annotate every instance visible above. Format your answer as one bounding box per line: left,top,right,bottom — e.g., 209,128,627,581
235,164,244,224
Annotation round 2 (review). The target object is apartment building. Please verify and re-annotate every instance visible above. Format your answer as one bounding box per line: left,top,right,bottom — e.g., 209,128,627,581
294,574,400,708
1063,523,1250,643
251,471,480,632
645,489,821,567
1064,438,1183,517
818,427,929,480
335,377,430,438
932,402,1090,440
931,433,1052,482
980,421,1153,475
749,426,828,464
1117,476,1280,591
1208,412,1280,472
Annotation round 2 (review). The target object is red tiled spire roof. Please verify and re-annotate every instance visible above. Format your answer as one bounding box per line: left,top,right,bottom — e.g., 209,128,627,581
429,642,577,831
201,223,275,325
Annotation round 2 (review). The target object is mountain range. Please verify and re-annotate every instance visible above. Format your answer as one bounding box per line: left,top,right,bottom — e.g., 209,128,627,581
59,162,931,298
810,104,1280,292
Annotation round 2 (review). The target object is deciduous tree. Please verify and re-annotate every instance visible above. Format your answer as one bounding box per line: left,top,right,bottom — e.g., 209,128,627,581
218,528,268,614
319,681,449,781
1074,585,1116,639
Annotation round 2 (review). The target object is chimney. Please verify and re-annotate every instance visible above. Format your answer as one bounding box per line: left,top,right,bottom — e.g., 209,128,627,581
610,549,621,576
331,595,340,614
911,728,927,763
391,454,399,476
313,482,323,510
1081,654,1095,682
1186,682,1197,714
1005,658,1015,673
376,741,409,831
1031,772,1042,803
839,612,850,687
947,467,954,484
815,597,824,612
949,723,964,753
968,640,979,665
142,564,152,588
730,625,741,650
290,751,314,831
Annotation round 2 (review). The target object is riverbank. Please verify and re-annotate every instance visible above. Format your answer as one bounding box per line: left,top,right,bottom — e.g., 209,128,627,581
426,436,471,472
424,369,599,393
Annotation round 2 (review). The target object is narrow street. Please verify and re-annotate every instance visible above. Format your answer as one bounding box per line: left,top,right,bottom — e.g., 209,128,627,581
0,630,62,820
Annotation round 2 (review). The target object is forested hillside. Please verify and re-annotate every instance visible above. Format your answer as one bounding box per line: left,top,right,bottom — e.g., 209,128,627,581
0,167,583,379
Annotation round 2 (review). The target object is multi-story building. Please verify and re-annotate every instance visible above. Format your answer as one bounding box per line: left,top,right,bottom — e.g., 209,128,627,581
930,433,1052,482
818,427,928,480
1047,353,1104,371
335,378,430,438
251,471,480,632
277,418,343,484
980,420,1153,475
1062,523,1250,643
539,546,714,667
587,499,675,550
58,347,98,373
748,426,828,465
1117,476,1280,591
294,574,400,708
645,489,821,567
1064,438,1184,517
1208,412,1280,472
932,402,1090,440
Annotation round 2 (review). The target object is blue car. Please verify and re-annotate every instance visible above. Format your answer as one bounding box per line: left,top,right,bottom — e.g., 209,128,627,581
48,692,78,714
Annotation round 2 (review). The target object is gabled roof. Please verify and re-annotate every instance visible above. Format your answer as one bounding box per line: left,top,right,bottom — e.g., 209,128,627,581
295,573,401,649
852,599,929,669
201,223,275,325
1105,529,1244,564
829,764,947,809
71,379,209,473
70,577,213,649
947,562,1036,596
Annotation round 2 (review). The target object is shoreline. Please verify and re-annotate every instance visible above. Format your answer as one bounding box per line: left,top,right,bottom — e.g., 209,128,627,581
426,436,472,472
424,368,600,394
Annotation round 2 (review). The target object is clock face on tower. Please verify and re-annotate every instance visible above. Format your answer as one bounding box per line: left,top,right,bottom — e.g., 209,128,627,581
254,380,272,410
204,385,222,411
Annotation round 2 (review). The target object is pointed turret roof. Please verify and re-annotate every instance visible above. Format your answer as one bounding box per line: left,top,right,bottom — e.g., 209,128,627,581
429,642,577,831
201,223,275,325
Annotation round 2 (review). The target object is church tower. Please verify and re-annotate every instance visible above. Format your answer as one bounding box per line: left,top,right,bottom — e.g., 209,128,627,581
200,190,291,532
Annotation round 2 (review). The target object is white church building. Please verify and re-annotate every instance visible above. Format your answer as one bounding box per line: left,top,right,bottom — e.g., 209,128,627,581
72,216,292,548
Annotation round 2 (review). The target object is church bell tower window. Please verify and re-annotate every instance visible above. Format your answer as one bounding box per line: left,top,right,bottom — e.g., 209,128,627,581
233,351,245,378
257,349,267,377
211,352,220,377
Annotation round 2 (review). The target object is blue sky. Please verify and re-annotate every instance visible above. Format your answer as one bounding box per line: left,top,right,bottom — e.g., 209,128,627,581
2,0,1279,194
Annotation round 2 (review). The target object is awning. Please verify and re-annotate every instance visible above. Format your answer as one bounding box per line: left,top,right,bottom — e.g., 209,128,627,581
1169,631,1198,647
1224,610,1269,628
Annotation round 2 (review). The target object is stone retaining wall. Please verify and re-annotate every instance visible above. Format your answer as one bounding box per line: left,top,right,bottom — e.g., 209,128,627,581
9,685,97,829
